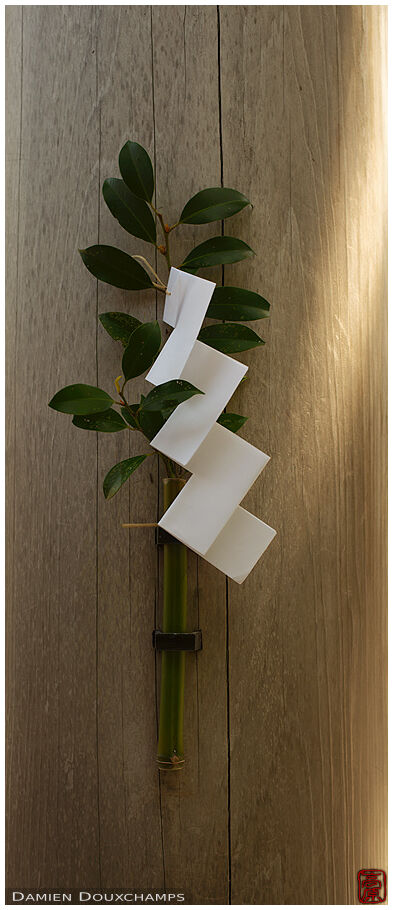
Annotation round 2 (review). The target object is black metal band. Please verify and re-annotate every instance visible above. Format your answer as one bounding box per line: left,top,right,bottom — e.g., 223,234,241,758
152,630,203,652
155,527,181,546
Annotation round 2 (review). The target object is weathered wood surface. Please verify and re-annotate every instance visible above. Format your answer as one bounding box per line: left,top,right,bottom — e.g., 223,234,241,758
6,6,387,904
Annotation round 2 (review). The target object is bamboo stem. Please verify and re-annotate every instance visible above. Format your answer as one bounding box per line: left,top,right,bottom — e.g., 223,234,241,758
157,477,187,771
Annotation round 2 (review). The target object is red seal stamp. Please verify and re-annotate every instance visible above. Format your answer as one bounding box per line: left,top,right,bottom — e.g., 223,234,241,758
358,870,387,903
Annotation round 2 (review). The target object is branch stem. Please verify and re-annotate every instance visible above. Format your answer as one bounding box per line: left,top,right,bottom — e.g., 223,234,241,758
158,211,171,272
149,200,173,274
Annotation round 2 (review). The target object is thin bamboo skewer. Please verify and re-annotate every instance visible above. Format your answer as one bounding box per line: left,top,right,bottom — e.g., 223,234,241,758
122,522,158,528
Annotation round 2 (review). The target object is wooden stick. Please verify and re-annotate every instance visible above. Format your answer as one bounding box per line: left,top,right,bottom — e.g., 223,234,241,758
122,522,158,528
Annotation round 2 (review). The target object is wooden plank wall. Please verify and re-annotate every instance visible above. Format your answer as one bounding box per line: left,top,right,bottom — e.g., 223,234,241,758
6,6,387,904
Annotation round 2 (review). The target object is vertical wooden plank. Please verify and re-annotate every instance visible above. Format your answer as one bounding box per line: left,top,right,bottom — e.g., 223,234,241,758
336,6,388,889
221,5,387,904
5,4,21,610
5,4,22,885
6,6,101,888
219,8,290,903
152,6,229,903
95,6,163,889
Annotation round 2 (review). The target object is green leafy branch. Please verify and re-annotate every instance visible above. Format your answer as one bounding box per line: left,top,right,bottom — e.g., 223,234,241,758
49,140,271,499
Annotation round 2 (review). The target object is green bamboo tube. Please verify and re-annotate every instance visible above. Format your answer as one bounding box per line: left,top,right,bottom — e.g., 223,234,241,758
157,477,187,771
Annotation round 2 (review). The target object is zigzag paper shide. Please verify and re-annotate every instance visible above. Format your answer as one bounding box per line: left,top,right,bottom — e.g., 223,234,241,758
146,268,276,583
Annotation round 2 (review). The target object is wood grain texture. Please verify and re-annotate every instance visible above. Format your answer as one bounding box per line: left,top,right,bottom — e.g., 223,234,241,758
5,11,22,860
6,6,386,904
151,6,229,903
6,5,100,886
95,7,163,890
220,5,387,904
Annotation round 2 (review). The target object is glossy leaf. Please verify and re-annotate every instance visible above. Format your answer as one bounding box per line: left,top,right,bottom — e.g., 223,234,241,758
207,286,270,321
72,409,127,432
198,323,264,353
139,408,167,441
121,405,139,429
181,236,255,272
140,379,203,412
217,412,248,433
99,312,141,347
103,178,156,244
118,141,154,202
122,320,161,381
180,187,251,224
79,245,153,290
103,455,148,500
49,384,113,415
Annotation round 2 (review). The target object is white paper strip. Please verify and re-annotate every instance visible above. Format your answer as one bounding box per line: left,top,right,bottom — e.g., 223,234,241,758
159,422,269,554
147,267,276,583
202,507,276,584
151,341,247,467
146,268,215,385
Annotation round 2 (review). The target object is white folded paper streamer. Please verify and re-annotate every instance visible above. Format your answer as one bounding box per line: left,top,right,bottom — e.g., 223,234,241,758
146,267,276,583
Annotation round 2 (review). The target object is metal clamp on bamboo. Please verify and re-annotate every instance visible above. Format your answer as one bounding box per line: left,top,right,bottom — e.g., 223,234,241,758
155,526,181,546
152,630,202,652
122,480,190,772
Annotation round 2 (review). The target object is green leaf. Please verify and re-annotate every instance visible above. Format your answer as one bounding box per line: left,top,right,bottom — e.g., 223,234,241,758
121,405,139,429
102,178,156,244
139,409,167,441
140,379,203,412
138,383,204,440
99,312,141,346
79,246,153,290
180,187,251,224
118,141,154,202
122,320,161,381
72,409,127,432
198,323,264,353
217,412,248,433
103,455,148,500
181,236,255,272
49,384,113,415
207,286,270,321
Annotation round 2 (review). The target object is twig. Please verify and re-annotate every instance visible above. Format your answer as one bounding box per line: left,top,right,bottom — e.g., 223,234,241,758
132,255,170,292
